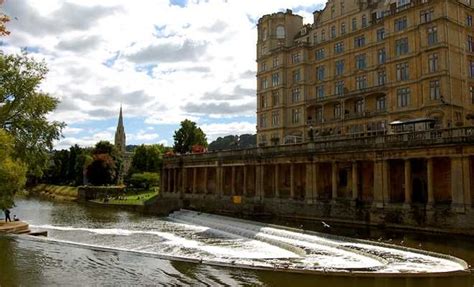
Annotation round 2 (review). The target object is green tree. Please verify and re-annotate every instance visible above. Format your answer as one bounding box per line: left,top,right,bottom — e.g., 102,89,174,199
131,144,165,172
0,52,65,177
0,129,26,209
86,154,116,186
173,119,207,154
129,172,160,189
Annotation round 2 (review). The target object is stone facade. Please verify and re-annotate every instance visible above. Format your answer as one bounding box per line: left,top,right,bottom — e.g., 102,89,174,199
162,128,474,234
256,0,474,145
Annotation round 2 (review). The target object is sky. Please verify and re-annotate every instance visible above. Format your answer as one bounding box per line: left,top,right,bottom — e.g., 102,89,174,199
1,0,325,150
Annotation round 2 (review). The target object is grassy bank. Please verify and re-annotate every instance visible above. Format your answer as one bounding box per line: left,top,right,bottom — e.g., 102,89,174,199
90,189,158,206
27,184,78,201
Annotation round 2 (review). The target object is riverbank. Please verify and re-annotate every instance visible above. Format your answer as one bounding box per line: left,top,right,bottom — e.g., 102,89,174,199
25,184,78,201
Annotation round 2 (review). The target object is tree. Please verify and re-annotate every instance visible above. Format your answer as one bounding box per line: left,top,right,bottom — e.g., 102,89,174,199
86,154,116,186
208,134,257,151
0,129,26,209
173,119,207,154
131,144,166,173
0,1,10,36
0,52,65,177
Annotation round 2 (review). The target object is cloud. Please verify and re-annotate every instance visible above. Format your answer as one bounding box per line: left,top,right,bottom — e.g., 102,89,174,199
183,102,255,116
201,122,256,141
125,39,208,64
56,35,101,52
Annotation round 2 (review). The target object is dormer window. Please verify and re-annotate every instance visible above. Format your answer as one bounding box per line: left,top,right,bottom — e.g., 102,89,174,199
276,26,285,39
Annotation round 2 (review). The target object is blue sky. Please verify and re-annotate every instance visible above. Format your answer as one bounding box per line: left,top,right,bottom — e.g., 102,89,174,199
1,0,324,149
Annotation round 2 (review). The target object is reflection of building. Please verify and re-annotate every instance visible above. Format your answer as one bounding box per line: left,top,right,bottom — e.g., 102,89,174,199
256,0,474,146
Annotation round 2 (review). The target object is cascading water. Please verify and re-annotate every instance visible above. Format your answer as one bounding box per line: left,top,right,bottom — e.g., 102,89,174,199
24,209,468,275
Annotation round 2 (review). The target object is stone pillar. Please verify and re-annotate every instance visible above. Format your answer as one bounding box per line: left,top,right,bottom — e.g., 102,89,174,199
305,163,313,203
404,159,412,207
427,158,435,206
161,168,167,193
192,168,197,194
243,165,247,196
462,157,472,208
275,164,280,198
203,167,208,194
255,164,263,201
331,162,338,201
231,166,236,196
451,156,465,212
382,160,390,203
167,169,171,194
374,160,389,207
216,166,223,196
182,167,187,194
352,162,358,201
290,163,295,199
313,163,319,200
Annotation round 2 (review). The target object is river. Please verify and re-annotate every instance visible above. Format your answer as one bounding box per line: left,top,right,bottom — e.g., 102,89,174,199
0,198,473,286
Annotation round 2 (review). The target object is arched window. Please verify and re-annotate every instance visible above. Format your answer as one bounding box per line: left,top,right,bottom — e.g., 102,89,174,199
276,26,285,39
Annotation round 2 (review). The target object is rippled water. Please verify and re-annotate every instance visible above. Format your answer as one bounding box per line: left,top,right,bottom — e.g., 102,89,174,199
1,198,473,286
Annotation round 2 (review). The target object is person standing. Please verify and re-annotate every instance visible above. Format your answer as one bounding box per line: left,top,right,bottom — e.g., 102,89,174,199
4,209,11,223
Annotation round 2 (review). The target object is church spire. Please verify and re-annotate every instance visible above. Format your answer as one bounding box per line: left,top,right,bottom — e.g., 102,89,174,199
115,105,126,153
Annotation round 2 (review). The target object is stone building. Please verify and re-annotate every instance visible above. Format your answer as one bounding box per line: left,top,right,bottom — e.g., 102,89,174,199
256,0,474,145
115,105,126,153
160,0,474,234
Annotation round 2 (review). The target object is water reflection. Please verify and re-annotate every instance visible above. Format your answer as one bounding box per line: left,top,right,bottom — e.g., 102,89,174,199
0,198,473,286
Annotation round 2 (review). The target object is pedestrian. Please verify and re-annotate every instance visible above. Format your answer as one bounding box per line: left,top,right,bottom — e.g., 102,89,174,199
4,209,11,223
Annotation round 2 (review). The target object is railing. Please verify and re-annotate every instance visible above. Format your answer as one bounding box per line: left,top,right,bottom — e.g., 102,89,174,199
164,127,474,163
309,85,387,105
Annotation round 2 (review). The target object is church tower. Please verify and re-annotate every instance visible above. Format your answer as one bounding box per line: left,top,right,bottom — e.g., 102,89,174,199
114,105,126,153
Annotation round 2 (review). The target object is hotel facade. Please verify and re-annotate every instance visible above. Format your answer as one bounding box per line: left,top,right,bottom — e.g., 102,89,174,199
256,0,474,145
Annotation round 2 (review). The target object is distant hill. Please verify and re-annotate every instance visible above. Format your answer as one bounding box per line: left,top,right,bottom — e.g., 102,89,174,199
208,134,256,152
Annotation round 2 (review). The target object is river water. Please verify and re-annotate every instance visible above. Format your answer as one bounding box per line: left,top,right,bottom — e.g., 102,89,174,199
0,198,473,286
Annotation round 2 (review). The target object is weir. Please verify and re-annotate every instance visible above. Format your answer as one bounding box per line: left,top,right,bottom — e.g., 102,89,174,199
21,210,468,276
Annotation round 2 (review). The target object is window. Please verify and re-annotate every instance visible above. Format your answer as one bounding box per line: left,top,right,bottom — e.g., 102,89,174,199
273,57,279,67
467,14,473,27
292,88,301,103
292,69,301,83
355,54,366,70
430,80,441,100
377,70,387,86
316,85,325,98
355,99,364,113
316,66,325,81
321,29,326,41
428,53,438,73
292,53,301,64
272,91,279,106
352,18,357,31
420,9,433,23
335,81,345,95
427,26,438,45
362,15,367,28
331,5,335,18
316,107,323,122
376,96,386,111
315,48,325,60
272,73,280,86
378,48,386,64
292,109,300,124
276,26,286,39
376,28,385,41
259,114,267,128
260,94,267,108
356,75,367,90
334,42,344,54
395,38,409,56
331,26,336,38
468,35,474,52
397,0,410,8
354,35,365,48
260,62,267,72
334,104,342,119
470,61,474,78
397,87,410,107
335,60,344,76
313,33,318,44
341,23,346,35
470,86,474,104
396,63,409,81
394,17,407,32
261,78,268,89
272,111,280,127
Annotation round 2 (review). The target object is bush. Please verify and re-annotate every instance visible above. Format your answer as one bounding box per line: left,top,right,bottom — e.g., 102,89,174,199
129,172,160,189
